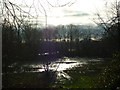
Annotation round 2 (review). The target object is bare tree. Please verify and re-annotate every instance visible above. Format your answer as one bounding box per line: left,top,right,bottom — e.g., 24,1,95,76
93,0,120,39
1,0,77,71
1,0,77,44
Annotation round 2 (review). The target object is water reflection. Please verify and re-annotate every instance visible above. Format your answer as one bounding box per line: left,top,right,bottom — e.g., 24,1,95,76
4,57,104,88
22,57,87,73
57,71,71,80
19,57,89,83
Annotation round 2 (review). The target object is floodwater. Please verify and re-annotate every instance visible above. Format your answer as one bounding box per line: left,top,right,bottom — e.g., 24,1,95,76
3,57,107,88
22,57,86,72
20,57,103,80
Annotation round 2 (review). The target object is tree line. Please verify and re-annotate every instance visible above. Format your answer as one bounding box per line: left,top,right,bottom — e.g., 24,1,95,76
2,21,119,62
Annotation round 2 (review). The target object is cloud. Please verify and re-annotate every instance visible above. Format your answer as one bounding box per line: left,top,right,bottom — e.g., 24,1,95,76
62,9,90,17
73,13,89,16
64,13,89,17
63,9,80,14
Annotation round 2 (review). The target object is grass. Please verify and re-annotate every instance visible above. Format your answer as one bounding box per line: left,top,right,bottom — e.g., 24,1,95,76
54,57,120,89
62,76,96,88
58,65,99,88
54,59,114,89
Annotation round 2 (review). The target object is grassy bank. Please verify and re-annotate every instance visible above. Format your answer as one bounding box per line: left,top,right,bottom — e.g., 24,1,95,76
55,57,120,89
57,61,106,88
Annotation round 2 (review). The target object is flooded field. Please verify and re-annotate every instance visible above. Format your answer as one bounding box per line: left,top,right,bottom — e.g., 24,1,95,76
21,57,88,72
2,57,111,88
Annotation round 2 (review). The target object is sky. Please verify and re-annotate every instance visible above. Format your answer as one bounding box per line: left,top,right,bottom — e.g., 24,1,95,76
5,0,117,26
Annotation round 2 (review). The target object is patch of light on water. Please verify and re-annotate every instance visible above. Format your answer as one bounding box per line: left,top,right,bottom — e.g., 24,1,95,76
56,62,79,71
21,57,88,73
51,57,88,71
57,71,71,80
38,68,45,72
88,59,101,62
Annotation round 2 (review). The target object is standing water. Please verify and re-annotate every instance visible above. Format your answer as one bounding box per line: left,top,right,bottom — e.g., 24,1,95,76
3,57,105,88
20,57,102,81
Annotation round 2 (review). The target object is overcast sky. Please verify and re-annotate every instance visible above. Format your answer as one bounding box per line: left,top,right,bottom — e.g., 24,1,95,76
8,0,116,26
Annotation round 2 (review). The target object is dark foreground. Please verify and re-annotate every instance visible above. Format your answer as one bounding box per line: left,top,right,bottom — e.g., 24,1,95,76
2,56,120,89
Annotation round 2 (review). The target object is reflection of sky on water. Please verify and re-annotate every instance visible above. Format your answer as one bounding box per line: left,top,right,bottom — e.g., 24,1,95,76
21,57,88,80
15,57,102,81
22,57,88,72
57,71,71,81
